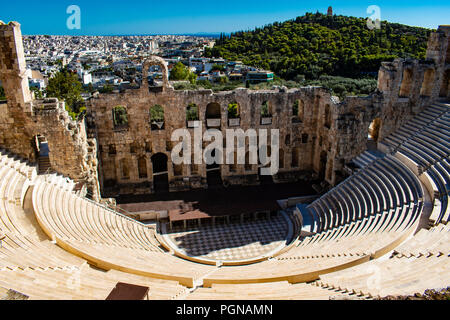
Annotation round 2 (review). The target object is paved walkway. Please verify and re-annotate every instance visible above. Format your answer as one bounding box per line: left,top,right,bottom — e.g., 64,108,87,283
165,214,290,262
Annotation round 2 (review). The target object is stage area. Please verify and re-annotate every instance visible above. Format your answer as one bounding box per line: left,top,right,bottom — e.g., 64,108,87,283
116,181,318,223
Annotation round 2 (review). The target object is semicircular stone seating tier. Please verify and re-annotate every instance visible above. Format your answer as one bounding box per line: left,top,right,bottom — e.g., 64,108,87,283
31,173,215,288
201,153,425,287
379,102,450,225
0,102,448,299
0,149,188,299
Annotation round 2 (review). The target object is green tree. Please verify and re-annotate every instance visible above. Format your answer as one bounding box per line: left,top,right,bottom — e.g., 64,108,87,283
170,62,197,84
227,102,239,119
0,86,5,100
45,68,85,120
186,103,199,121
113,106,128,127
30,86,43,99
150,104,165,122
210,13,431,80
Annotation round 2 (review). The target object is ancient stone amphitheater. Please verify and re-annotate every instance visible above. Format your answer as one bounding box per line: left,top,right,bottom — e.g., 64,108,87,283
0,21,448,300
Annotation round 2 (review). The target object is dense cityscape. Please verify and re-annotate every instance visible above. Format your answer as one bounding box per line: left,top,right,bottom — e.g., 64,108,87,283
20,33,274,101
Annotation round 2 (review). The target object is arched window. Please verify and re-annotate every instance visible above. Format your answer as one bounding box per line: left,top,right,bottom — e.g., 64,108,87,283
130,142,138,154
113,106,128,129
151,153,169,193
186,103,199,127
369,118,382,142
261,101,272,125
292,100,304,123
138,157,148,179
420,69,435,97
228,102,241,126
206,102,221,128
285,134,291,146
150,104,165,130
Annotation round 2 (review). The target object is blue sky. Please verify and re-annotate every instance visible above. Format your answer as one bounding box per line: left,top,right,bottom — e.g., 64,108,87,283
1,0,449,35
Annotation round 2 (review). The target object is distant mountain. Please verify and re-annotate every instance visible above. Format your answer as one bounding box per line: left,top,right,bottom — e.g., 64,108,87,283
206,12,432,79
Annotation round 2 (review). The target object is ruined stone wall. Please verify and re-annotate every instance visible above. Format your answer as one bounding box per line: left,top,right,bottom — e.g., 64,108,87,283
0,21,101,199
87,84,337,196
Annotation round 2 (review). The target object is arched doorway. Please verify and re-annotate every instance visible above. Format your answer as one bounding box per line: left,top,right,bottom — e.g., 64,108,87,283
32,135,51,174
258,145,274,185
151,153,169,193
319,151,328,181
368,118,382,146
142,56,172,92
206,149,223,187
138,156,148,179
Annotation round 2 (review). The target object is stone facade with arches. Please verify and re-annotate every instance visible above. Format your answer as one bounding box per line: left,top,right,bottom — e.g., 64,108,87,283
0,21,449,198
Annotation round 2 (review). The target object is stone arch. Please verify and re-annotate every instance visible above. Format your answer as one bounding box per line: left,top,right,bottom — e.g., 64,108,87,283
129,142,139,154
138,156,148,179
440,69,450,98
151,153,169,193
151,153,168,174
420,68,435,97
206,102,221,119
285,134,291,146
206,102,222,128
186,103,199,121
368,118,382,143
112,106,128,129
261,100,272,117
399,68,413,98
292,99,304,122
227,101,240,119
142,56,172,91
